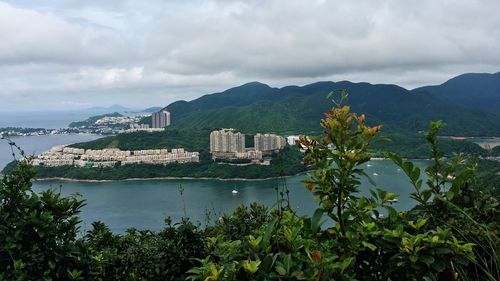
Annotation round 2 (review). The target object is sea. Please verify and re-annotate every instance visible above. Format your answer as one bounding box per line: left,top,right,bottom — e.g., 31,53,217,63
0,110,97,129
1,113,427,233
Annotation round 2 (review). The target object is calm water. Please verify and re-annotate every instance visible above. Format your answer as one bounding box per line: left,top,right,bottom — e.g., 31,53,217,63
31,160,428,233
1,134,428,233
0,111,98,129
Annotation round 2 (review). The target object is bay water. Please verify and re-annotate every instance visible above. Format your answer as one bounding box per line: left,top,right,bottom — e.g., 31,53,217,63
31,159,427,233
1,134,427,233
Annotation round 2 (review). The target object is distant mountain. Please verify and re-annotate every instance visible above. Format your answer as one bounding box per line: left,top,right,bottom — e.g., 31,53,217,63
157,74,500,136
85,105,134,115
141,107,163,113
414,72,500,113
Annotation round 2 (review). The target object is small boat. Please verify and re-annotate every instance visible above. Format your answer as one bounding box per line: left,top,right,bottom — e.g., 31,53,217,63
367,164,373,167
232,189,239,194
388,198,399,203
372,172,378,176
397,168,401,172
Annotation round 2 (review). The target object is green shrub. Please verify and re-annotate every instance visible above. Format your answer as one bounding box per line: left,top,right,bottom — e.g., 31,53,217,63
84,219,207,280
1,92,498,280
0,160,87,280
186,92,478,280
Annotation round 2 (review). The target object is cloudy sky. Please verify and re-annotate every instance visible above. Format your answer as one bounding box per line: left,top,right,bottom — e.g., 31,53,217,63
1,0,499,111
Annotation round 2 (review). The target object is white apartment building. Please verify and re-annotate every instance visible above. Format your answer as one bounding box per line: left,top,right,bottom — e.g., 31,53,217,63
286,135,300,146
151,110,171,128
254,133,286,152
210,129,245,153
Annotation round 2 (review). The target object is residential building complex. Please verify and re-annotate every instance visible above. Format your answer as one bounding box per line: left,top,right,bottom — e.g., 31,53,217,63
32,145,199,168
254,133,286,152
126,124,165,133
210,129,245,153
151,110,171,128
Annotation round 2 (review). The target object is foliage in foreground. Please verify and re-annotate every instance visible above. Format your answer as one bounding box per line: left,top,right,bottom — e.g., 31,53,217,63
1,93,499,280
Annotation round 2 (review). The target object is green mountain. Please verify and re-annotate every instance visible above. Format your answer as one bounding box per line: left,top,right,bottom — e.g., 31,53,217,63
414,72,500,113
158,75,500,136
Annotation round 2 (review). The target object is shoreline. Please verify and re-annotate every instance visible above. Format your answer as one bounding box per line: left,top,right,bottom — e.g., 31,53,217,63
29,158,433,183
34,172,309,183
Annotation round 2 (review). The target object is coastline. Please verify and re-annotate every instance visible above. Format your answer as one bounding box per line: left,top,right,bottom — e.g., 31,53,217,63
34,172,309,183
29,158,433,183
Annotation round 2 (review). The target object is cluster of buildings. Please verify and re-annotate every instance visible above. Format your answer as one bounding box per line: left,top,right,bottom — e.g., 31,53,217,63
209,129,287,161
126,124,165,133
65,110,173,135
94,115,145,126
32,145,199,168
24,107,303,170
0,127,81,137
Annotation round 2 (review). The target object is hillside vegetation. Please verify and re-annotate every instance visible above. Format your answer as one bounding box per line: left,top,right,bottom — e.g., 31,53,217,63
1,101,498,280
147,73,500,136
415,72,500,113
70,128,211,152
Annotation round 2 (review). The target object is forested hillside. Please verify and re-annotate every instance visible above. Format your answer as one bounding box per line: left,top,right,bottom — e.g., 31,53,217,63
148,73,500,136
414,72,500,113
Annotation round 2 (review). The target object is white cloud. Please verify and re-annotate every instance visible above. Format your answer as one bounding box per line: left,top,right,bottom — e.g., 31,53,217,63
0,1,126,65
0,0,499,111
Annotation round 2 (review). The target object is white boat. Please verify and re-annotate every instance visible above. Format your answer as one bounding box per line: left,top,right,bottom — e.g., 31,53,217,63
367,164,373,167
232,189,239,194
372,172,378,176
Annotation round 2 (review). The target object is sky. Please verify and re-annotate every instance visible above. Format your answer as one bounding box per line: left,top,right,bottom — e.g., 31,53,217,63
1,0,499,111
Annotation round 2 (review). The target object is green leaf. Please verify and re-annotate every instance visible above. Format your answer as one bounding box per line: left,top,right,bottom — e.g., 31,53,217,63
260,254,277,272
403,161,414,175
67,269,83,281
431,260,445,272
421,189,433,202
446,184,460,201
385,192,399,201
243,260,261,274
275,266,287,276
310,208,324,236
261,218,278,248
362,241,377,251
340,257,354,272
419,255,435,265
410,167,421,183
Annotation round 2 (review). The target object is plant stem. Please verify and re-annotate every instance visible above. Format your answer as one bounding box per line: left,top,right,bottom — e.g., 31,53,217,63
337,187,345,236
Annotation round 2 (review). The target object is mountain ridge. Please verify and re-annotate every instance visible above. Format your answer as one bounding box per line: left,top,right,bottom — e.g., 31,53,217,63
413,72,500,113
144,72,500,136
